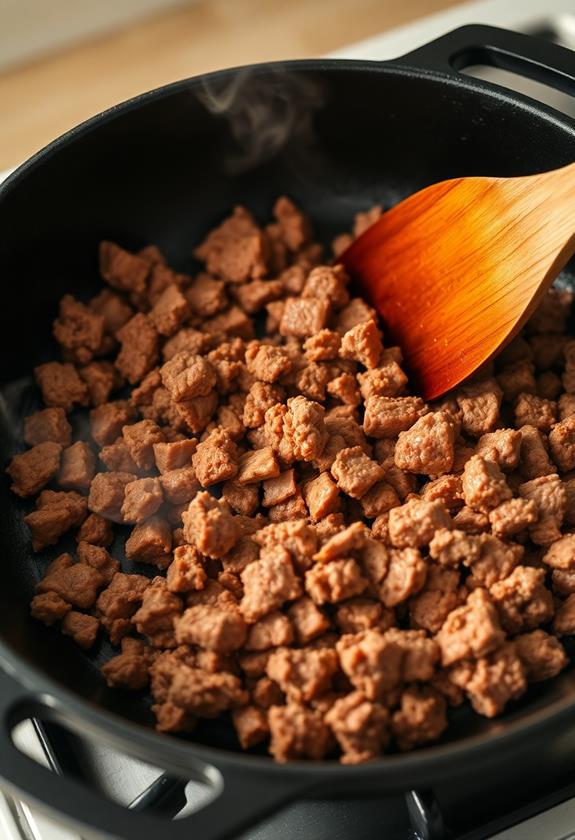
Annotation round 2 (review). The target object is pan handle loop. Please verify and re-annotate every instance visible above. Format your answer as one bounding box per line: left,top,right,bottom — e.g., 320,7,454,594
395,24,575,100
0,666,312,840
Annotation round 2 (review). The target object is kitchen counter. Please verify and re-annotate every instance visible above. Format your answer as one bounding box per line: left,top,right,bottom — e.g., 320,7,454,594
0,0,461,171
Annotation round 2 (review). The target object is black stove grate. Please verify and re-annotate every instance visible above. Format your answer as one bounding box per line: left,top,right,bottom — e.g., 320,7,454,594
30,719,575,840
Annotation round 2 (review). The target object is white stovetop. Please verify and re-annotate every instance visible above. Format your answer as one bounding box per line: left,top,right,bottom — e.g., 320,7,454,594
2,0,575,837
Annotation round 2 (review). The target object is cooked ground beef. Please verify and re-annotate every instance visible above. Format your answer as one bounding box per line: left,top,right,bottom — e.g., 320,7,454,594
10,197,575,764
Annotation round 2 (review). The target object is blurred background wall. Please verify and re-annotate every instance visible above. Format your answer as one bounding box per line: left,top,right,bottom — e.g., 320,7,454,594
0,0,459,170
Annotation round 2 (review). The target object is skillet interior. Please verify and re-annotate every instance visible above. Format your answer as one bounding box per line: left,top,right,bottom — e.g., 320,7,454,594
2,61,575,759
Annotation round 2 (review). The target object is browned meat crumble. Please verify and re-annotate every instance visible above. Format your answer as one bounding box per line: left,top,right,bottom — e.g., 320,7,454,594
9,196,575,765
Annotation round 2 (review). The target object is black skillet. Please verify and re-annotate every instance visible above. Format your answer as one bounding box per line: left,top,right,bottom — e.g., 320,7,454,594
2,24,575,840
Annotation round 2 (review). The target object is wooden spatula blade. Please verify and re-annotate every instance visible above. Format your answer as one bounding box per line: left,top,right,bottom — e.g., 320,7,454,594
341,169,575,400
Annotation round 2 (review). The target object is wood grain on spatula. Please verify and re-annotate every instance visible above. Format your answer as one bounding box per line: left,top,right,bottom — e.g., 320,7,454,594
340,163,575,400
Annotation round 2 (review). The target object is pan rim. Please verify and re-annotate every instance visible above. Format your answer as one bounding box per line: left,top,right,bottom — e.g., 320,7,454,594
2,633,575,781
2,54,575,207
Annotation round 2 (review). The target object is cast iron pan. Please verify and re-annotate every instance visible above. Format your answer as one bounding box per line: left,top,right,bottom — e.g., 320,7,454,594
1,24,575,840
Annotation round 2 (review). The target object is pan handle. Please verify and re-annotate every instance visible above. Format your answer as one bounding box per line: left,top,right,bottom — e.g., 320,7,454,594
0,666,312,840
395,24,575,100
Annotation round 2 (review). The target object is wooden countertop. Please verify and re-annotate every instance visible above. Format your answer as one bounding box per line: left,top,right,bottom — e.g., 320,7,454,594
0,0,460,170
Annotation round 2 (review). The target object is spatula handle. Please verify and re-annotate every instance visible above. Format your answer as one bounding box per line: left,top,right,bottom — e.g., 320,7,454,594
397,24,575,103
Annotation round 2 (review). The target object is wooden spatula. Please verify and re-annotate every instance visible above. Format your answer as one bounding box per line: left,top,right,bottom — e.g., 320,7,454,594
340,163,575,401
